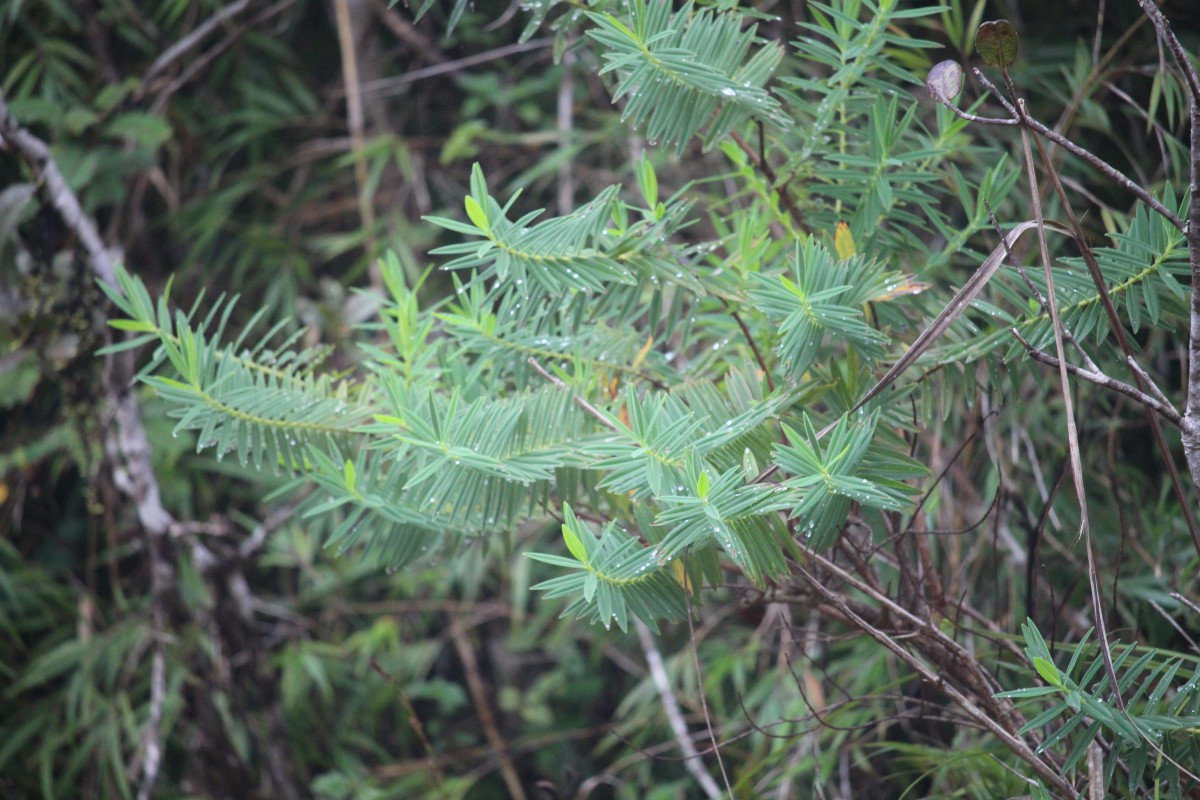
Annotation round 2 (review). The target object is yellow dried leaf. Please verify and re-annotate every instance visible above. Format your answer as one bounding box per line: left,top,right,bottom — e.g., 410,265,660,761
834,221,856,259
672,559,693,594
631,335,655,371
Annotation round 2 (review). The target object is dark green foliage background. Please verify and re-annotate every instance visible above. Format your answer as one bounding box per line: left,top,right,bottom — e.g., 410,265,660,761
2,1,1199,798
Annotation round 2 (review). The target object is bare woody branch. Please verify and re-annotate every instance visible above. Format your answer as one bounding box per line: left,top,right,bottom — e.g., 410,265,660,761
1133,0,1200,495
967,68,1186,232
1010,329,1184,427
0,90,174,800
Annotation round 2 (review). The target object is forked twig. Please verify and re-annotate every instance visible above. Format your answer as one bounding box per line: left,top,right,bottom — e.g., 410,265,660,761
1010,330,1183,426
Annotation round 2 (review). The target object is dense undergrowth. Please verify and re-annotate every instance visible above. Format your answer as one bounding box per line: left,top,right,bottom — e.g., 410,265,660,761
1,1,1199,798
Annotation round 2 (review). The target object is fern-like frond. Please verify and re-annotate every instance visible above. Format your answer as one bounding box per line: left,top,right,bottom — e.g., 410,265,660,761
681,370,793,460
584,387,701,500
749,237,890,379
101,265,367,472
587,0,790,154
305,446,450,567
528,504,687,632
435,285,676,390
998,621,1200,791
782,0,943,161
365,383,592,531
426,164,633,295
773,411,919,550
654,454,793,585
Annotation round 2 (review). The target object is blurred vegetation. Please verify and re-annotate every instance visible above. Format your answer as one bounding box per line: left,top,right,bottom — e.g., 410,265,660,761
1,1,1199,798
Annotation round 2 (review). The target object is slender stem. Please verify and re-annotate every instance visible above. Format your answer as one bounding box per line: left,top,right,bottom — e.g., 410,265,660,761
635,620,725,799
726,302,774,393
527,357,622,432
730,128,808,233
449,621,528,800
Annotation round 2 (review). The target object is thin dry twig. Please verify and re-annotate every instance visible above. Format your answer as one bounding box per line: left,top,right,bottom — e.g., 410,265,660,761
1134,0,1200,103
967,68,1186,232
354,39,553,98
370,0,448,64
370,658,449,797
143,0,251,85
527,357,623,431
792,555,1075,797
1006,77,1130,730
333,0,380,287
683,588,733,795
634,620,725,799
1001,54,1200,787
1011,96,1090,538
1025,127,1200,552
448,620,528,800
147,0,297,113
